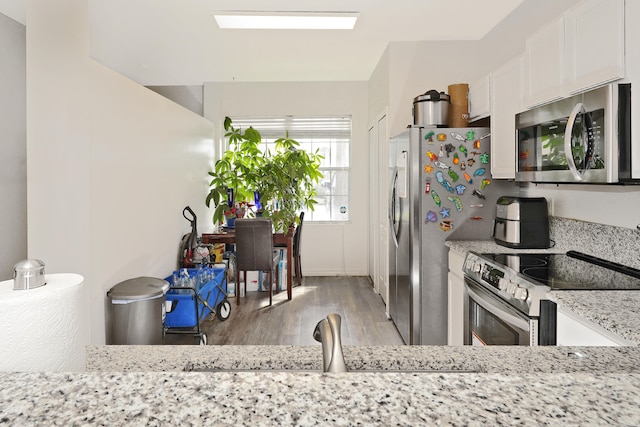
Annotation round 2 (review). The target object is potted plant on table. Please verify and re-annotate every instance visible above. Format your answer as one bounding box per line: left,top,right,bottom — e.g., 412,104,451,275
206,117,263,227
206,117,323,233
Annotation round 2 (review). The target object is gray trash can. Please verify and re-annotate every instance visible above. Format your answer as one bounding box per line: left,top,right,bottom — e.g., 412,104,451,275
107,276,170,345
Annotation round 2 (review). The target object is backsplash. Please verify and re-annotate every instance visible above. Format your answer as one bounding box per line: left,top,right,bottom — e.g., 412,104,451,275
550,217,640,270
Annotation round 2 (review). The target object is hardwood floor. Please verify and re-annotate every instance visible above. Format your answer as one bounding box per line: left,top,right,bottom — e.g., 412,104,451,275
163,276,404,346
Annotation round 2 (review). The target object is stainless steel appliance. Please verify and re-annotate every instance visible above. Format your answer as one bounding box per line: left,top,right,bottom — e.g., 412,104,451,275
388,126,513,344
462,251,640,346
492,196,550,249
515,83,635,183
412,90,450,127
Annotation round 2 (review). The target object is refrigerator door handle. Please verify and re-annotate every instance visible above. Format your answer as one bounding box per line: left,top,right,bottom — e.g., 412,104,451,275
389,167,400,248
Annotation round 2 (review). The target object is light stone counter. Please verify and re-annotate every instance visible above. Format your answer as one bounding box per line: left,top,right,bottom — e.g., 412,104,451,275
446,226,640,346
3,345,640,425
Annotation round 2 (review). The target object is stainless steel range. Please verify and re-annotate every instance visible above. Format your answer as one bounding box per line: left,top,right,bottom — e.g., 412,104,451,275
462,251,640,346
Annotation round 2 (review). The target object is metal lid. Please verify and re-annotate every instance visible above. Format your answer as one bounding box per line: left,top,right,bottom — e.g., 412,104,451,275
413,90,450,103
107,277,170,301
13,259,45,276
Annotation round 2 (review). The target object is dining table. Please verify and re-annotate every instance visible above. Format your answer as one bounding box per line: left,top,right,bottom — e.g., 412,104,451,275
201,227,294,301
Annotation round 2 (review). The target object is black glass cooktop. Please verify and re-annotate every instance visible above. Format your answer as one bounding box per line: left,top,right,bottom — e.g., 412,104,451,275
482,251,640,290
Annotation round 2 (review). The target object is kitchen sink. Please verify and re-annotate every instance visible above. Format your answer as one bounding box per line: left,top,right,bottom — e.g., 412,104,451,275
184,367,480,374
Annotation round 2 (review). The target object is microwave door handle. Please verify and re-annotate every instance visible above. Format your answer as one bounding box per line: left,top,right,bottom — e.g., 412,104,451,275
564,102,586,181
466,282,531,331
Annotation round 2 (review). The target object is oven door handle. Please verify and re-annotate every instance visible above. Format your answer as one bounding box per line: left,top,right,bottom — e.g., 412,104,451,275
465,282,530,331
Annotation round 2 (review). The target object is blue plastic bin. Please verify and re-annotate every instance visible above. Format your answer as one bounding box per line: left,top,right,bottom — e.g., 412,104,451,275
165,268,226,328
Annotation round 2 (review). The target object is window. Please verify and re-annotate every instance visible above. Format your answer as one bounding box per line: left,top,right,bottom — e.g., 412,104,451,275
229,116,351,222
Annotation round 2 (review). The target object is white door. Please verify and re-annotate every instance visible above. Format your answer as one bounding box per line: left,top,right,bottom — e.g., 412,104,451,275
368,124,379,294
376,112,389,307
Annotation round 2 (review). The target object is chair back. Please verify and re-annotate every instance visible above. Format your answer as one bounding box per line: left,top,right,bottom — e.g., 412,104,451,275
235,218,275,271
293,211,304,257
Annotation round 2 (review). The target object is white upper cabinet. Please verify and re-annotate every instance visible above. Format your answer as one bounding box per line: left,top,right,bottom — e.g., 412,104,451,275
525,17,565,108
490,55,526,179
468,75,491,121
565,0,625,95
525,0,625,108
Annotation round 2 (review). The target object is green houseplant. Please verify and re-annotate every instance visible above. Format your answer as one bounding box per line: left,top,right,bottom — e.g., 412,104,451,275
206,117,323,232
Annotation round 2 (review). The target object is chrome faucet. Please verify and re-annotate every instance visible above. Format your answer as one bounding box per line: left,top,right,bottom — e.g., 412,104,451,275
313,313,348,373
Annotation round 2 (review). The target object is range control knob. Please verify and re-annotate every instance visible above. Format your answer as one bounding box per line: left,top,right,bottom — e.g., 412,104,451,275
514,286,529,301
506,281,517,295
472,262,482,273
498,278,509,291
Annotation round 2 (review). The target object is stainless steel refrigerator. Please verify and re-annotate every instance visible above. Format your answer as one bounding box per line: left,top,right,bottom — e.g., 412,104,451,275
388,125,514,344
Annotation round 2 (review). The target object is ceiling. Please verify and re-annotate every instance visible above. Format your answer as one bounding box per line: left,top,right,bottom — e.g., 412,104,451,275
0,0,525,86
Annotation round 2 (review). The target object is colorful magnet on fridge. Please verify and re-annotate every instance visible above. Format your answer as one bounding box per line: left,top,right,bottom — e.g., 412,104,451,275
451,132,466,142
443,180,454,193
437,133,447,142
474,140,481,149
439,220,453,232
481,179,491,189
424,164,434,174
444,143,455,157
463,172,473,183
436,171,444,183
425,178,431,194
470,216,483,221
448,169,459,182
470,151,482,157
473,168,486,176
472,189,486,199
426,151,438,162
431,191,441,207
440,207,451,218
460,161,466,170
466,131,476,141
469,203,484,208
467,158,475,167
424,130,435,143
480,153,490,164
447,196,463,211
434,161,449,170
455,184,466,195
452,153,460,165
426,210,438,223
459,145,468,157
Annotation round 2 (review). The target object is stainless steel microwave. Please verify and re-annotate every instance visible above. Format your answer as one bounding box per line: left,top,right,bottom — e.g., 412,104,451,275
515,83,634,183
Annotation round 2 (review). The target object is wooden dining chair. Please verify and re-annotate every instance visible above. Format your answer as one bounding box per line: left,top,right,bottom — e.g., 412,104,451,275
234,218,280,306
275,211,304,287
292,211,304,285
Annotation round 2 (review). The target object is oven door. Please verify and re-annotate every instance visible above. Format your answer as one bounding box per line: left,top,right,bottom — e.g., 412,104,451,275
464,277,534,346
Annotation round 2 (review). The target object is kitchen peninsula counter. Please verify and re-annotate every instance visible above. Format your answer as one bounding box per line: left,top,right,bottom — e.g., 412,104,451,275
2,345,640,425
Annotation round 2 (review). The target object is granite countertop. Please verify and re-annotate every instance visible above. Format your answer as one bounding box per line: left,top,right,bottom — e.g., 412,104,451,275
446,239,640,346
3,345,640,425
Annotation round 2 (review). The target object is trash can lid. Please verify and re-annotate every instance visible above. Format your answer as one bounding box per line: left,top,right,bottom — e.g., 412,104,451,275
107,276,170,301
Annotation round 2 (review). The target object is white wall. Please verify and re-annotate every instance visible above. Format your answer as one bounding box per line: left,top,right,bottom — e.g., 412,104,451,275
26,0,215,345
203,81,370,276
0,13,27,280
146,85,204,116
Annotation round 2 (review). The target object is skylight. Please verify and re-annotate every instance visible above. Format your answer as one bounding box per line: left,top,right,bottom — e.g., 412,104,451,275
212,11,359,30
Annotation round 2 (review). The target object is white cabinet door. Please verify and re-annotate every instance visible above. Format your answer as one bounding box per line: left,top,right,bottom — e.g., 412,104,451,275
526,16,565,108
490,55,525,180
468,75,490,121
447,250,466,346
565,0,625,94
556,307,633,346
